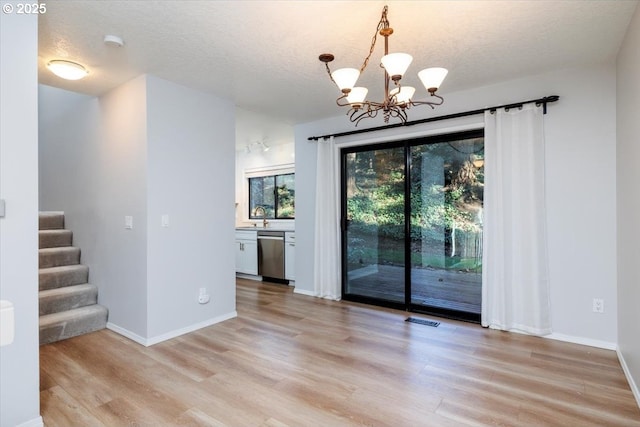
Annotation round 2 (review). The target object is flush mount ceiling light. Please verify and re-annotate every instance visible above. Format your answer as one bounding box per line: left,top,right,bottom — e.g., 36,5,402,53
46,60,88,81
319,5,447,126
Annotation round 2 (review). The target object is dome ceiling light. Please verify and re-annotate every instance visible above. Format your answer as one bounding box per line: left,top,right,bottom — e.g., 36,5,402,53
46,60,89,81
319,5,447,126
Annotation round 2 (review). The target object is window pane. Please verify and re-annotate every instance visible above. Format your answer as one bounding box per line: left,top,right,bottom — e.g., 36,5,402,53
409,137,483,315
249,176,275,218
344,146,406,303
276,173,295,219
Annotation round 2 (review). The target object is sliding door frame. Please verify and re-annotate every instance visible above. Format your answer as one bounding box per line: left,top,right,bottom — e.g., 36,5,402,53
340,129,484,322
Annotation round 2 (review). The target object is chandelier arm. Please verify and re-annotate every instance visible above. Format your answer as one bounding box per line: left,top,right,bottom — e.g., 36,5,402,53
430,92,444,105
352,108,379,126
336,94,351,107
410,93,445,109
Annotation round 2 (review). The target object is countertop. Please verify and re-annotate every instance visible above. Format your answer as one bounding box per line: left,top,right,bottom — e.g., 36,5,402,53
236,227,295,233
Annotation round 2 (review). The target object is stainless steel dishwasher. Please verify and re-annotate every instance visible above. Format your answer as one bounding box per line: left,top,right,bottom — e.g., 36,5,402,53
257,231,285,281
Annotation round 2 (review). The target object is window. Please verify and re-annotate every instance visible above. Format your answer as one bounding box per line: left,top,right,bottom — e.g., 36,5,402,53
249,172,295,219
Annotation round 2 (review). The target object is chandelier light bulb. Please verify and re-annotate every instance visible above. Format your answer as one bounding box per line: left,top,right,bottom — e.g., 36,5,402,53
46,60,89,80
346,87,368,106
418,67,449,93
390,86,416,105
331,68,360,92
381,53,413,80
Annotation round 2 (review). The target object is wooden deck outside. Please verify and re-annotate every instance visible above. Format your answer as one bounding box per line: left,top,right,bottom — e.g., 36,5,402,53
347,264,482,314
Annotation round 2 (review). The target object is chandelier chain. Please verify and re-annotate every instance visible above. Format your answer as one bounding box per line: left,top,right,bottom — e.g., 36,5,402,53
359,5,388,73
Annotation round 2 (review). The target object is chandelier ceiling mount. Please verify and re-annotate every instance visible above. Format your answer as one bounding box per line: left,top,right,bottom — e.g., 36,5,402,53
319,5,447,126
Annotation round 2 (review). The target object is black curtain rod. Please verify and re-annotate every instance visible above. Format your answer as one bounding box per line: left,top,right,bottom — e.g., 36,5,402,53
307,95,559,141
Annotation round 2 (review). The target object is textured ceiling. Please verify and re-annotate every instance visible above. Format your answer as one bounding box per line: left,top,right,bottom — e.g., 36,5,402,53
38,1,638,126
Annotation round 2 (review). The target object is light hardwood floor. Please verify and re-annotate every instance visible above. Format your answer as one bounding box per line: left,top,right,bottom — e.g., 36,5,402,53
40,278,640,426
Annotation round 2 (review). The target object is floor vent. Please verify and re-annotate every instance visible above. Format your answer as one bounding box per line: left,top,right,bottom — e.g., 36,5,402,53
405,317,440,327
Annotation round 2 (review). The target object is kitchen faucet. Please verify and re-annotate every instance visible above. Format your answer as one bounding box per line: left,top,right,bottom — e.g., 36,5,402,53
254,206,268,228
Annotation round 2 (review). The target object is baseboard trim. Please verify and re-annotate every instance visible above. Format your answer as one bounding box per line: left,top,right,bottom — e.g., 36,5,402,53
17,416,44,427
235,273,261,281
293,287,316,297
107,311,238,347
106,323,147,346
145,312,238,346
617,348,640,409
543,332,617,350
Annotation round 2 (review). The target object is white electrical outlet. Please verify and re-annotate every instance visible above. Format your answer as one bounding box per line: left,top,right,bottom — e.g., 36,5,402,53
593,298,604,313
198,287,210,304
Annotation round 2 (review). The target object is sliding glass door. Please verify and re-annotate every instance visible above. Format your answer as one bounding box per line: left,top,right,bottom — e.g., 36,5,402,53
408,135,484,319
343,144,406,305
342,131,484,321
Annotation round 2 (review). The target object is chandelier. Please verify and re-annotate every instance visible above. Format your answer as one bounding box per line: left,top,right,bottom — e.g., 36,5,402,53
319,5,448,126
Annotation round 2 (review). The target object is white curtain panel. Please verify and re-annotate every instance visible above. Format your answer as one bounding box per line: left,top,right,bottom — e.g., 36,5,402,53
482,104,552,335
313,136,341,300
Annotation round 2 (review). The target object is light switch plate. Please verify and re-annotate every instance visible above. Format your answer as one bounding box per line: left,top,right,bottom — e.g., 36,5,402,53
125,215,133,229
0,300,15,347
161,214,169,227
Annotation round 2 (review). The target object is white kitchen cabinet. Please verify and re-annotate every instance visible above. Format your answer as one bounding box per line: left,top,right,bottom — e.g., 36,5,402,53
285,232,295,281
235,230,258,275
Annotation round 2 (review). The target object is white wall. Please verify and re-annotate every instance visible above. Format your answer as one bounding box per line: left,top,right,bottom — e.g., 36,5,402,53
295,64,619,347
616,2,640,403
40,77,150,338
39,75,237,344
0,5,42,426
97,76,150,337
146,75,236,339
235,108,295,227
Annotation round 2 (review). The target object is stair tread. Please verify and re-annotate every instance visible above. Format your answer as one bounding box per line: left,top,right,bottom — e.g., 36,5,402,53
39,246,79,253
40,264,88,273
39,304,108,326
39,304,108,345
39,229,71,235
39,283,96,297
39,246,81,269
39,212,65,230
39,229,73,249
39,264,90,290
39,284,98,316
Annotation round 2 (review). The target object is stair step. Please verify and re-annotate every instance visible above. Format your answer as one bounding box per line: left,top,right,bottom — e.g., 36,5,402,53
39,265,89,290
39,229,73,249
39,246,81,269
39,284,98,316
40,304,108,346
39,211,65,230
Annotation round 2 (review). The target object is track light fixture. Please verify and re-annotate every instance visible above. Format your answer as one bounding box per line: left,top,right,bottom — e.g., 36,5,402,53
244,140,270,154
319,5,447,126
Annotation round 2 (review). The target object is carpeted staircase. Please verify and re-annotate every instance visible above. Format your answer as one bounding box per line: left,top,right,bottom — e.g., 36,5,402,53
39,212,108,345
